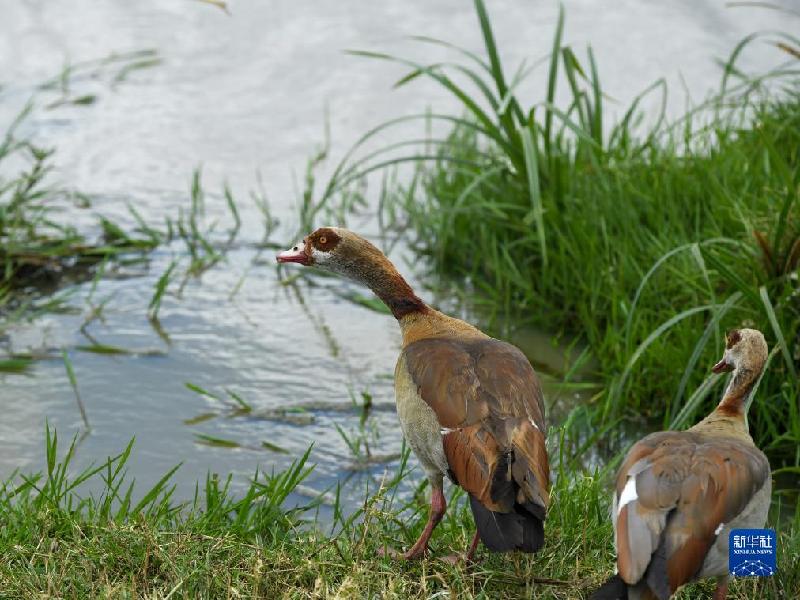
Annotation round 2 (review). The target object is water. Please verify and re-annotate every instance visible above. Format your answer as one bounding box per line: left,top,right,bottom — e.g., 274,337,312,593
0,0,793,509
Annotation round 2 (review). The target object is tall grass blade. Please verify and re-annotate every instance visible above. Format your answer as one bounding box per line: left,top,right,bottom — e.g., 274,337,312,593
473,0,524,129
613,305,715,415
624,239,739,349
148,259,177,320
131,463,182,516
544,4,565,152
759,286,797,379
520,125,547,266
62,349,90,430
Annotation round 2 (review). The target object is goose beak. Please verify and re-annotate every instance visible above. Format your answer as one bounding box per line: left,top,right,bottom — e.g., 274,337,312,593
276,241,311,265
711,357,734,373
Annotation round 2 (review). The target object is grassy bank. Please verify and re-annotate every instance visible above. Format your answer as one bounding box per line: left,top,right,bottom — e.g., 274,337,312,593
1,430,797,598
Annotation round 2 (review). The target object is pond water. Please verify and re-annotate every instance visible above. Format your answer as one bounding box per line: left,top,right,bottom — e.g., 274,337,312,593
0,0,792,511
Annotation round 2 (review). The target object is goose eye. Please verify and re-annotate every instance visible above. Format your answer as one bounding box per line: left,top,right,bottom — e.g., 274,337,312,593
319,236,327,245
726,329,742,348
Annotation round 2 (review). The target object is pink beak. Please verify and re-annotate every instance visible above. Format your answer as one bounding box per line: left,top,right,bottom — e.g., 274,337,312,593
276,241,311,266
711,358,733,374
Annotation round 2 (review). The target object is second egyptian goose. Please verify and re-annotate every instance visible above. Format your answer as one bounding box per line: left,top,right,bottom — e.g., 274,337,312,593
277,227,550,560
591,329,772,600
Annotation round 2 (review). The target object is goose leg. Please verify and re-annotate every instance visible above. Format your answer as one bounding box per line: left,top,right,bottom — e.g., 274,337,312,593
403,486,446,559
712,576,728,600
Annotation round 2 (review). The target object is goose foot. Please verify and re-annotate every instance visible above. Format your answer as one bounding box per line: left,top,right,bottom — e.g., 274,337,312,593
379,486,446,560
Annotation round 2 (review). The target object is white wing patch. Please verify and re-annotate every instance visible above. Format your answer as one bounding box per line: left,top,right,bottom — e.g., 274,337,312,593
617,477,638,516
715,522,725,535
528,418,540,431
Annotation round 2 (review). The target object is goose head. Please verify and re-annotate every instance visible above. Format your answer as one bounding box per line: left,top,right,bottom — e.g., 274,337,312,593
711,328,768,375
276,227,390,277
277,227,425,319
276,227,346,268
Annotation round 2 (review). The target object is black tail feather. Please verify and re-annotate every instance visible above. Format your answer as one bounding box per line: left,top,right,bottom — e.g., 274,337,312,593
468,495,544,553
589,574,628,600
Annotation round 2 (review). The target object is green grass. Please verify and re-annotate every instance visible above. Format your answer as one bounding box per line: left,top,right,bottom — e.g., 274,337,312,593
320,0,800,474
0,429,797,598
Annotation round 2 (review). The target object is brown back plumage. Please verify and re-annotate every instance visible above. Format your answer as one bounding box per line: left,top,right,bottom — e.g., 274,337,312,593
402,336,550,551
614,431,770,596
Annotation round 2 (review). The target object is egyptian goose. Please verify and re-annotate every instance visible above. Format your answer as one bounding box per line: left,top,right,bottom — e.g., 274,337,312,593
277,227,549,560
591,329,772,600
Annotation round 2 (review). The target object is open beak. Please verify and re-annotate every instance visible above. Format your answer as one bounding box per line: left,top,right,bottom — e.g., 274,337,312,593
711,358,734,374
276,241,311,266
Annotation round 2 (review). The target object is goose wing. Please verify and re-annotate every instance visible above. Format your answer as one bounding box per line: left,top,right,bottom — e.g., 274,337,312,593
402,337,549,514
614,431,770,596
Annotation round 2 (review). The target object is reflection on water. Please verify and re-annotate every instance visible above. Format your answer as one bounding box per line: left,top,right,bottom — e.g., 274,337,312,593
0,0,792,510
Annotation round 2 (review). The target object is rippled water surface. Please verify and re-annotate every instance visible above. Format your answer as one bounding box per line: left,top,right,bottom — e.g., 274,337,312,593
0,0,791,509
